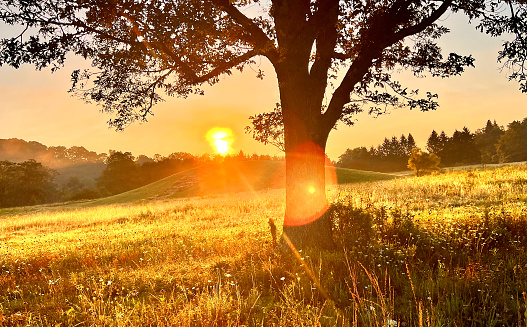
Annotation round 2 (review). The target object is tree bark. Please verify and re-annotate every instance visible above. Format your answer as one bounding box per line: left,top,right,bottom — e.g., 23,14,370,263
281,139,335,250
277,77,336,251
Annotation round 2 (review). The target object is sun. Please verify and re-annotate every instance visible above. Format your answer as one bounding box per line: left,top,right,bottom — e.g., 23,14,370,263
206,127,234,155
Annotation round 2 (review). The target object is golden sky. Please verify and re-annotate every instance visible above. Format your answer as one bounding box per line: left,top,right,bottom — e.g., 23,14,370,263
0,12,526,161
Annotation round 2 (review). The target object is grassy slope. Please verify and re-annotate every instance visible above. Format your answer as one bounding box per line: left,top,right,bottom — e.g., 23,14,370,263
92,160,395,206
0,160,394,217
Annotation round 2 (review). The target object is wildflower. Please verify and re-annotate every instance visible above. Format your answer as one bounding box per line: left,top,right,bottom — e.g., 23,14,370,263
280,277,285,281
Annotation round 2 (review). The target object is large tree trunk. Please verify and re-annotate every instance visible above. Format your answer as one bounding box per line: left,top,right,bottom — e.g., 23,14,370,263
281,139,336,250
271,0,338,250
278,78,336,251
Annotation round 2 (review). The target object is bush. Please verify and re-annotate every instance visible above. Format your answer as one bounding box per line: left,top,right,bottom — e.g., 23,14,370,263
407,147,441,176
327,202,374,246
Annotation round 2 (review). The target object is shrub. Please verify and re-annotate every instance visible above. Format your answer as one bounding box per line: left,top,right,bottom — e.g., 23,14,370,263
407,147,441,176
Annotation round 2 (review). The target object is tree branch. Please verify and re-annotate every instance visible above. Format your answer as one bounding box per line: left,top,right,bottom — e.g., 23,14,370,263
210,0,278,64
393,0,453,40
321,49,379,135
156,42,262,85
308,0,340,82
322,0,454,135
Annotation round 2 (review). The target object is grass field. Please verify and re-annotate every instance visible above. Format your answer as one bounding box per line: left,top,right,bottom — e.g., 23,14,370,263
1,164,527,326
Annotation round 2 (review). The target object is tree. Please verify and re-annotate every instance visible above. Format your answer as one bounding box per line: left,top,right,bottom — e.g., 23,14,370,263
139,151,196,184
406,134,417,155
62,176,86,197
337,133,414,172
337,147,373,171
407,148,441,177
437,130,450,164
0,160,58,207
97,151,141,195
1,0,527,249
475,120,504,163
496,118,527,162
427,130,441,154
449,127,480,165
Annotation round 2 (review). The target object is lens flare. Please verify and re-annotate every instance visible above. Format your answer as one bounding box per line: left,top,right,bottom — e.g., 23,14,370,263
283,141,338,227
206,127,234,155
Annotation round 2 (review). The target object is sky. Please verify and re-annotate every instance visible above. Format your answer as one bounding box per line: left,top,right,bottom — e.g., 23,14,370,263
0,10,526,161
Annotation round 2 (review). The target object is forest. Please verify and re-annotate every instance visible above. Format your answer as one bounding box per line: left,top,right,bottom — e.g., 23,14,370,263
336,118,526,172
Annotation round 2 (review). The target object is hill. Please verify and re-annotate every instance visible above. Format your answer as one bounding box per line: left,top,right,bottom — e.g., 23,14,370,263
91,160,396,206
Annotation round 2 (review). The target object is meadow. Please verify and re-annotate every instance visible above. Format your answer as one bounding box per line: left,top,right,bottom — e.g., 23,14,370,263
1,164,527,326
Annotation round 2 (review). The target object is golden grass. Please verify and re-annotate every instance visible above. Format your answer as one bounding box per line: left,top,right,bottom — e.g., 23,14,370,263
1,165,527,326
0,189,286,325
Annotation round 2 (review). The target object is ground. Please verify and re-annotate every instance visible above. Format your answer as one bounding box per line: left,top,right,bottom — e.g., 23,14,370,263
1,163,527,326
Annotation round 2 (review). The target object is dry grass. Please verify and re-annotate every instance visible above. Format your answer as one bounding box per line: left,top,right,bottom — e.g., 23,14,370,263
0,190,285,326
1,165,527,326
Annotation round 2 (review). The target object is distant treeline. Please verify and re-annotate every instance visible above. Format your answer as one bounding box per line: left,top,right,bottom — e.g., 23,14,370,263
337,134,417,172
337,118,527,172
0,140,283,208
0,138,107,167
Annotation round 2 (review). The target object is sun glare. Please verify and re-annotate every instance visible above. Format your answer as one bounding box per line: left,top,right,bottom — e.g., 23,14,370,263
206,127,234,155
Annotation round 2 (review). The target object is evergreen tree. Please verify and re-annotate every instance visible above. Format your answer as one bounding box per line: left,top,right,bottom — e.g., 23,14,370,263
497,118,527,163
475,120,504,164
400,135,408,155
427,130,441,154
436,131,450,165
406,134,417,155
455,127,480,165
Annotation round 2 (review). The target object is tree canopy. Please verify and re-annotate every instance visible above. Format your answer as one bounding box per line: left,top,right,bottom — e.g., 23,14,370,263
497,118,527,162
3,0,525,130
0,160,58,208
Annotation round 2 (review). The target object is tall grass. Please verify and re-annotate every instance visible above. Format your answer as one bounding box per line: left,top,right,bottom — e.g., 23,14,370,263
1,165,527,326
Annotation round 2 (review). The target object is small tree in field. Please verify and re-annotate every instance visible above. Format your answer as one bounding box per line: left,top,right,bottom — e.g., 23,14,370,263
408,148,441,177
1,0,527,249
